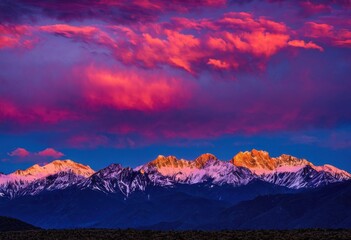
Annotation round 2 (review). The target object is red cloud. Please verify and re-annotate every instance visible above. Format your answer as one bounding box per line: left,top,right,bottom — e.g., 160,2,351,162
34,12,294,74
34,10,350,76
288,40,324,51
119,12,292,72
207,58,233,69
37,148,64,158
8,148,30,157
0,35,19,48
83,66,193,111
39,24,116,47
39,24,98,37
224,31,290,57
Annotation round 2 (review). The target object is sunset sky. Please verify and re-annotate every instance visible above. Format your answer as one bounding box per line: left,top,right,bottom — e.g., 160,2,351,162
0,0,350,173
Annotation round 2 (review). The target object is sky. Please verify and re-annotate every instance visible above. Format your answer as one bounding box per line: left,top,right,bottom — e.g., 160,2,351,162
0,0,350,173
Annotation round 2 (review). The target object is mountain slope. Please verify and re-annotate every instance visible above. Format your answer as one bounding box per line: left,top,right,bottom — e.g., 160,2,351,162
0,216,40,232
215,180,351,230
0,181,294,229
79,164,150,196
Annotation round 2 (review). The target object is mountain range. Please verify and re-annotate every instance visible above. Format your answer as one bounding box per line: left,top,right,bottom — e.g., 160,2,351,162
0,149,350,230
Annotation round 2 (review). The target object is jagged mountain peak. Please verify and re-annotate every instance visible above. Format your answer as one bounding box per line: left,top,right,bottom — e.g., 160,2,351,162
14,164,40,176
194,153,218,168
149,153,219,169
140,153,254,186
251,149,270,157
101,163,123,172
1,150,351,199
230,150,317,174
231,149,275,172
275,154,312,167
80,163,149,196
149,155,190,169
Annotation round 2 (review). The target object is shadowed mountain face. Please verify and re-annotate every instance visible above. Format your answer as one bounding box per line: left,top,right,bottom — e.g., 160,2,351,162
0,181,350,230
0,150,350,230
0,216,39,232
215,181,351,230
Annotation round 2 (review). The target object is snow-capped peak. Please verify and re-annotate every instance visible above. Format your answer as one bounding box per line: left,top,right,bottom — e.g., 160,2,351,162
228,150,351,188
1,151,351,199
313,164,351,180
140,153,253,186
13,159,95,178
0,159,95,185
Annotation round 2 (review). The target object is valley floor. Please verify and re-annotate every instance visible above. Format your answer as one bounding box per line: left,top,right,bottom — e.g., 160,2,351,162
0,229,350,240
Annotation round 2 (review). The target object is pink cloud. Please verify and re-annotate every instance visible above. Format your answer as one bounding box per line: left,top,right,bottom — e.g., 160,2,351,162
33,12,293,74
288,40,324,51
207,58,232,69
6,148,65,162
0,99,21,120
225,31,290,57
218,12,287,34
39,24,98,37
299,1,331,17
82,66,192,111
0,3,350,148
302,22,351,48
0,25,33,49
32,10,350,77
130,13,291,71
303,22,334,38
39,24,117,48
8,148,30,157
207,36,228,51
0,98,77,126
334,29,351,47
37,148,64,158
169,17,218,31
0,35,19,48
